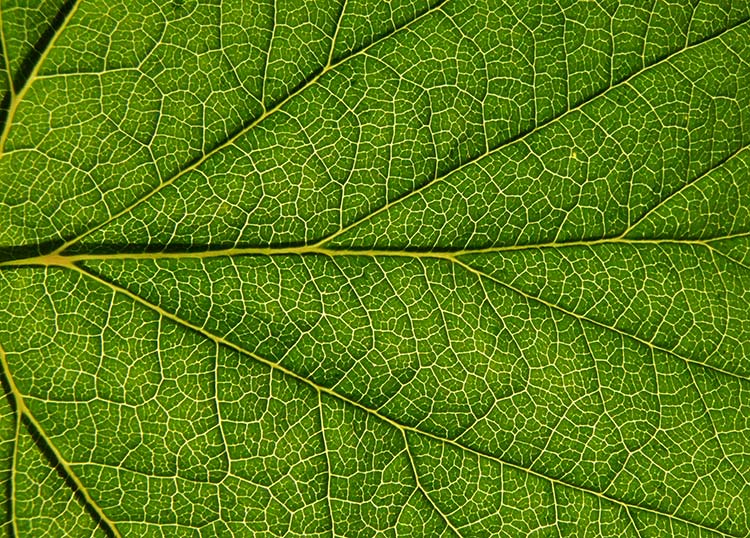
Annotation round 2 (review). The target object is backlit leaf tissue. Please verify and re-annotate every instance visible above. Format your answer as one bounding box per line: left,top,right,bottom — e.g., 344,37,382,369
0,1,749,536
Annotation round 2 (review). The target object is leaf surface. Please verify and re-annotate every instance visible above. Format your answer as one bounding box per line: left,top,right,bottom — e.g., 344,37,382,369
1,1,749,536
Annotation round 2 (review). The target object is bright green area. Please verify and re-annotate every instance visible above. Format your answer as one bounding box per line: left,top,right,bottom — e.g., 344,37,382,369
0,0,749,536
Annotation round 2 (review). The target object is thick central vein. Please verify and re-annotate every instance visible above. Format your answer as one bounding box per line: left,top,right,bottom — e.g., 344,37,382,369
1,234,744,268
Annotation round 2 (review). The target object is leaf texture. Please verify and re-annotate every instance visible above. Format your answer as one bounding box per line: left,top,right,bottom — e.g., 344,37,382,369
0,0,749,536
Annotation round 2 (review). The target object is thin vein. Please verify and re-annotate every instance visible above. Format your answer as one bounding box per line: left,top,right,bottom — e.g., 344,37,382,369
326,0,349,68
52,0,449,256
686,361,743,478
625,506,645,538
0,0,82,155
452,257,749,383
0,1,15,99
0,342,122,537
260,0,276,109
621,144,750,238
551,482,562,538
401,429,463,538
580,322,627,450
315,16,750,248
212,341,230,487
317,391,336,538
10,404,19,537
61,261,742,537
706,242,750,272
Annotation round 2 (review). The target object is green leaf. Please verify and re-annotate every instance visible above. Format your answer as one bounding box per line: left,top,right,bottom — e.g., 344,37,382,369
1,0,749,536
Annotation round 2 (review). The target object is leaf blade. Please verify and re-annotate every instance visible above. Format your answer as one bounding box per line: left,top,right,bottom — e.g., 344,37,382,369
1,1,750,535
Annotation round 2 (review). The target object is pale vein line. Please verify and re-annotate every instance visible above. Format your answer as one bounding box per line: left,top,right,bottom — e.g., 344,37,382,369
688,250,735,382
0,342,122,537
580,322,627,451
53,261,741,538
451,257,748,384
686,361,743,478
0,1,14,99
317,391,336,538
10,401,20,538
2,235,745,269
52,0,449,256
0,0,83,155
551,481,562,538
315,17,750,248
67,459,224,486
401,429,463,538
260,0,276,109
625,505,645,538
621,144,750,238
326,0,349,68
212,341,230,489
706,241,750,272
707,231,750,243
393,488,416,533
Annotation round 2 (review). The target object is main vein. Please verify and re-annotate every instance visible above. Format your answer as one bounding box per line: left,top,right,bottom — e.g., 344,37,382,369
2,234,744,268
